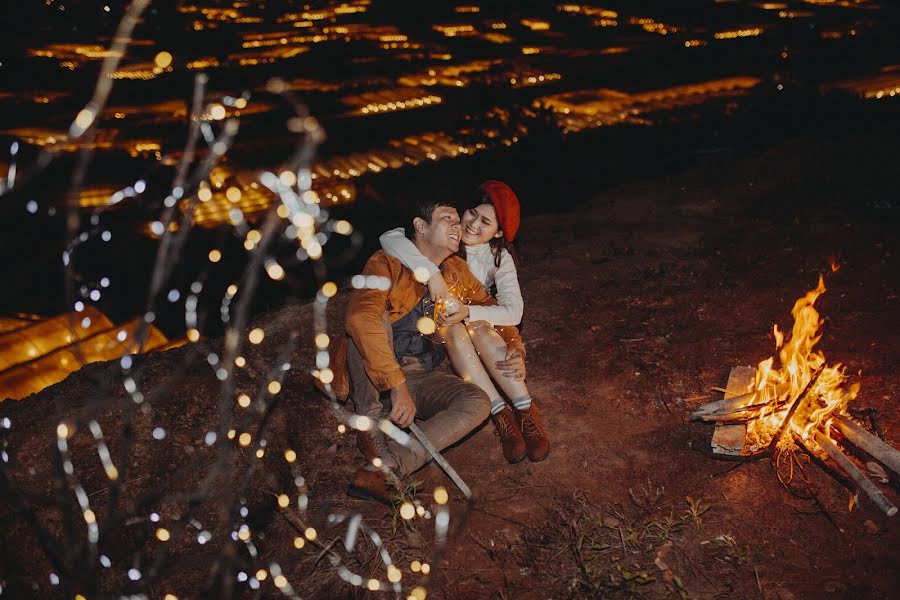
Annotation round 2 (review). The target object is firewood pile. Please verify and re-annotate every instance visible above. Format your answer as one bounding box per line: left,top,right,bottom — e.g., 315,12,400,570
693,277,898,517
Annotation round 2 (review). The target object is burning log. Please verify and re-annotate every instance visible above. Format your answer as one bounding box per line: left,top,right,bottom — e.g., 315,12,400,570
831,415,900,478
813,430,898,517
693,384,792,421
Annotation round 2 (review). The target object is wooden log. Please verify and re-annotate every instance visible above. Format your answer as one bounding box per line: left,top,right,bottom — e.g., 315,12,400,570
693,390,756,418
711,366,754,456
832,415,900,478
813,430,897,517
694,381,791,419
695,400,790,422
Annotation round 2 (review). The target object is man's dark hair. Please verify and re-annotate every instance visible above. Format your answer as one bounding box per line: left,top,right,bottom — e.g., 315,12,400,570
405,197,457,240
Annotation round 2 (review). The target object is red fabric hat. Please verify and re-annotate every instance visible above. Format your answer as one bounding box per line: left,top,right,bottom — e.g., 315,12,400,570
478,180,520,243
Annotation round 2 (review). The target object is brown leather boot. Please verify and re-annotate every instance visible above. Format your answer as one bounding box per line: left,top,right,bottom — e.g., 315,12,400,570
518,402,550,462
356,430,387,465
491,405,527,464
347,467,393,505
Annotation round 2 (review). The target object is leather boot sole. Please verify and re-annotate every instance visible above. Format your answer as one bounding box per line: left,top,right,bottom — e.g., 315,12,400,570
527,451,550,462
505,451,528,464
347,484,393,506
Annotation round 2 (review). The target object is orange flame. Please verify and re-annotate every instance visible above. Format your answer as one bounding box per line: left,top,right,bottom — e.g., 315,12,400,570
829,257,840,273
743,276,859,450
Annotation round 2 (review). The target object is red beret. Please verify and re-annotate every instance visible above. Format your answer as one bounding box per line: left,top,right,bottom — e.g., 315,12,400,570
478,180,520,243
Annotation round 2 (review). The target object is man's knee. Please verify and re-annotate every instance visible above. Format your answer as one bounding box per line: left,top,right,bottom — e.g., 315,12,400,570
457,384,490,422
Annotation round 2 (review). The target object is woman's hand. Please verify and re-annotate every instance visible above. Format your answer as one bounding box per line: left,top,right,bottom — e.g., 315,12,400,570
496,347,526,380
438,301,469,326
427,272,450,303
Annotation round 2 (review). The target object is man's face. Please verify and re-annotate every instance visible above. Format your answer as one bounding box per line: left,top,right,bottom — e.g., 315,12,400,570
421,205,462,254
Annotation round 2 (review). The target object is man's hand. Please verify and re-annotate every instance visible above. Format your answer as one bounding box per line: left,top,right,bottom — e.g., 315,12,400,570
496,347,526,380
438,301,469,326
428,272,450,303
389,382,416,427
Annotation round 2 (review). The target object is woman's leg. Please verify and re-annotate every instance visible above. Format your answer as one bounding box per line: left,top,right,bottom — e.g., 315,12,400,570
439,323,527,463
465,322,531,410
466,321,550,462
438,323,502,410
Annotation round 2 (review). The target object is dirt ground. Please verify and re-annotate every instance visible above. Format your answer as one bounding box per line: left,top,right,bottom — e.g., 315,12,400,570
2,130,899,599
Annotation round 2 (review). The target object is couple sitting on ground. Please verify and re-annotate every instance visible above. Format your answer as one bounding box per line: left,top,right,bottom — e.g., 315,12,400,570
328,181,550,503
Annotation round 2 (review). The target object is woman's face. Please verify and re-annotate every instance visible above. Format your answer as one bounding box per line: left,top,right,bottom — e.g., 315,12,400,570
461,203,501,246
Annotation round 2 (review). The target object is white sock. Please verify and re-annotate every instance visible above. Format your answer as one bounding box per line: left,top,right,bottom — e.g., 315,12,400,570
490,398,506,415
512,395,532,411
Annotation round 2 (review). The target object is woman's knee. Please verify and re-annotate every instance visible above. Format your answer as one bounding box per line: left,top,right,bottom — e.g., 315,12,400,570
467,324,507,359
440,322,472,345
466,322,499,344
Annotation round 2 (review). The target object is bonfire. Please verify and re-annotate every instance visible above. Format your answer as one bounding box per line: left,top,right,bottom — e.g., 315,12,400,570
694,276,899,516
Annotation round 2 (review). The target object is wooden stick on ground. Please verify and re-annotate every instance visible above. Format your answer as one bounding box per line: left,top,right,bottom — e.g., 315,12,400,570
813,430,897,517
831,415,900,478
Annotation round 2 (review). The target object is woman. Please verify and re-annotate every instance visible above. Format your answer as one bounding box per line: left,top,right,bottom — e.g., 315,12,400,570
379,181,550,463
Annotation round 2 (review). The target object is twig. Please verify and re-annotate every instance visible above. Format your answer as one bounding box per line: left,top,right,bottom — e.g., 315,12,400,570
658,387,672,414
314,538,340,568
682,394,711,402
87,476,147,498
472,506,529,528
712,461,748,478
792,436,845,532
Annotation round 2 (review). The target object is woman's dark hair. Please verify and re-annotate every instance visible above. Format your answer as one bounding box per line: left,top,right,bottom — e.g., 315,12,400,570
458,190,519,269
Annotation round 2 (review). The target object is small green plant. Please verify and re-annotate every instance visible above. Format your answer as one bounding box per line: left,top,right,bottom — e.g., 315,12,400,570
704,533,748,565
613,560,655,585
646,512,685,543
684,496,711,529
672,574,690,600
388,475,423,532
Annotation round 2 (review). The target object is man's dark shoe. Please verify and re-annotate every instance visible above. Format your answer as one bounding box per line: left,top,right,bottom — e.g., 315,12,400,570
347,468,393,505
518,402,550,462
491,405,527,464
356,430,387,465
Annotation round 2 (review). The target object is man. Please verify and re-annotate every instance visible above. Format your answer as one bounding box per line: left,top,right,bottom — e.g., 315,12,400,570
332,199,526,503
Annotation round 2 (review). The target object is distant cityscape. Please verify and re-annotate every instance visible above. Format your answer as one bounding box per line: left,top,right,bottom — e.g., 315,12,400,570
2,1,898,228
0,1,897,400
